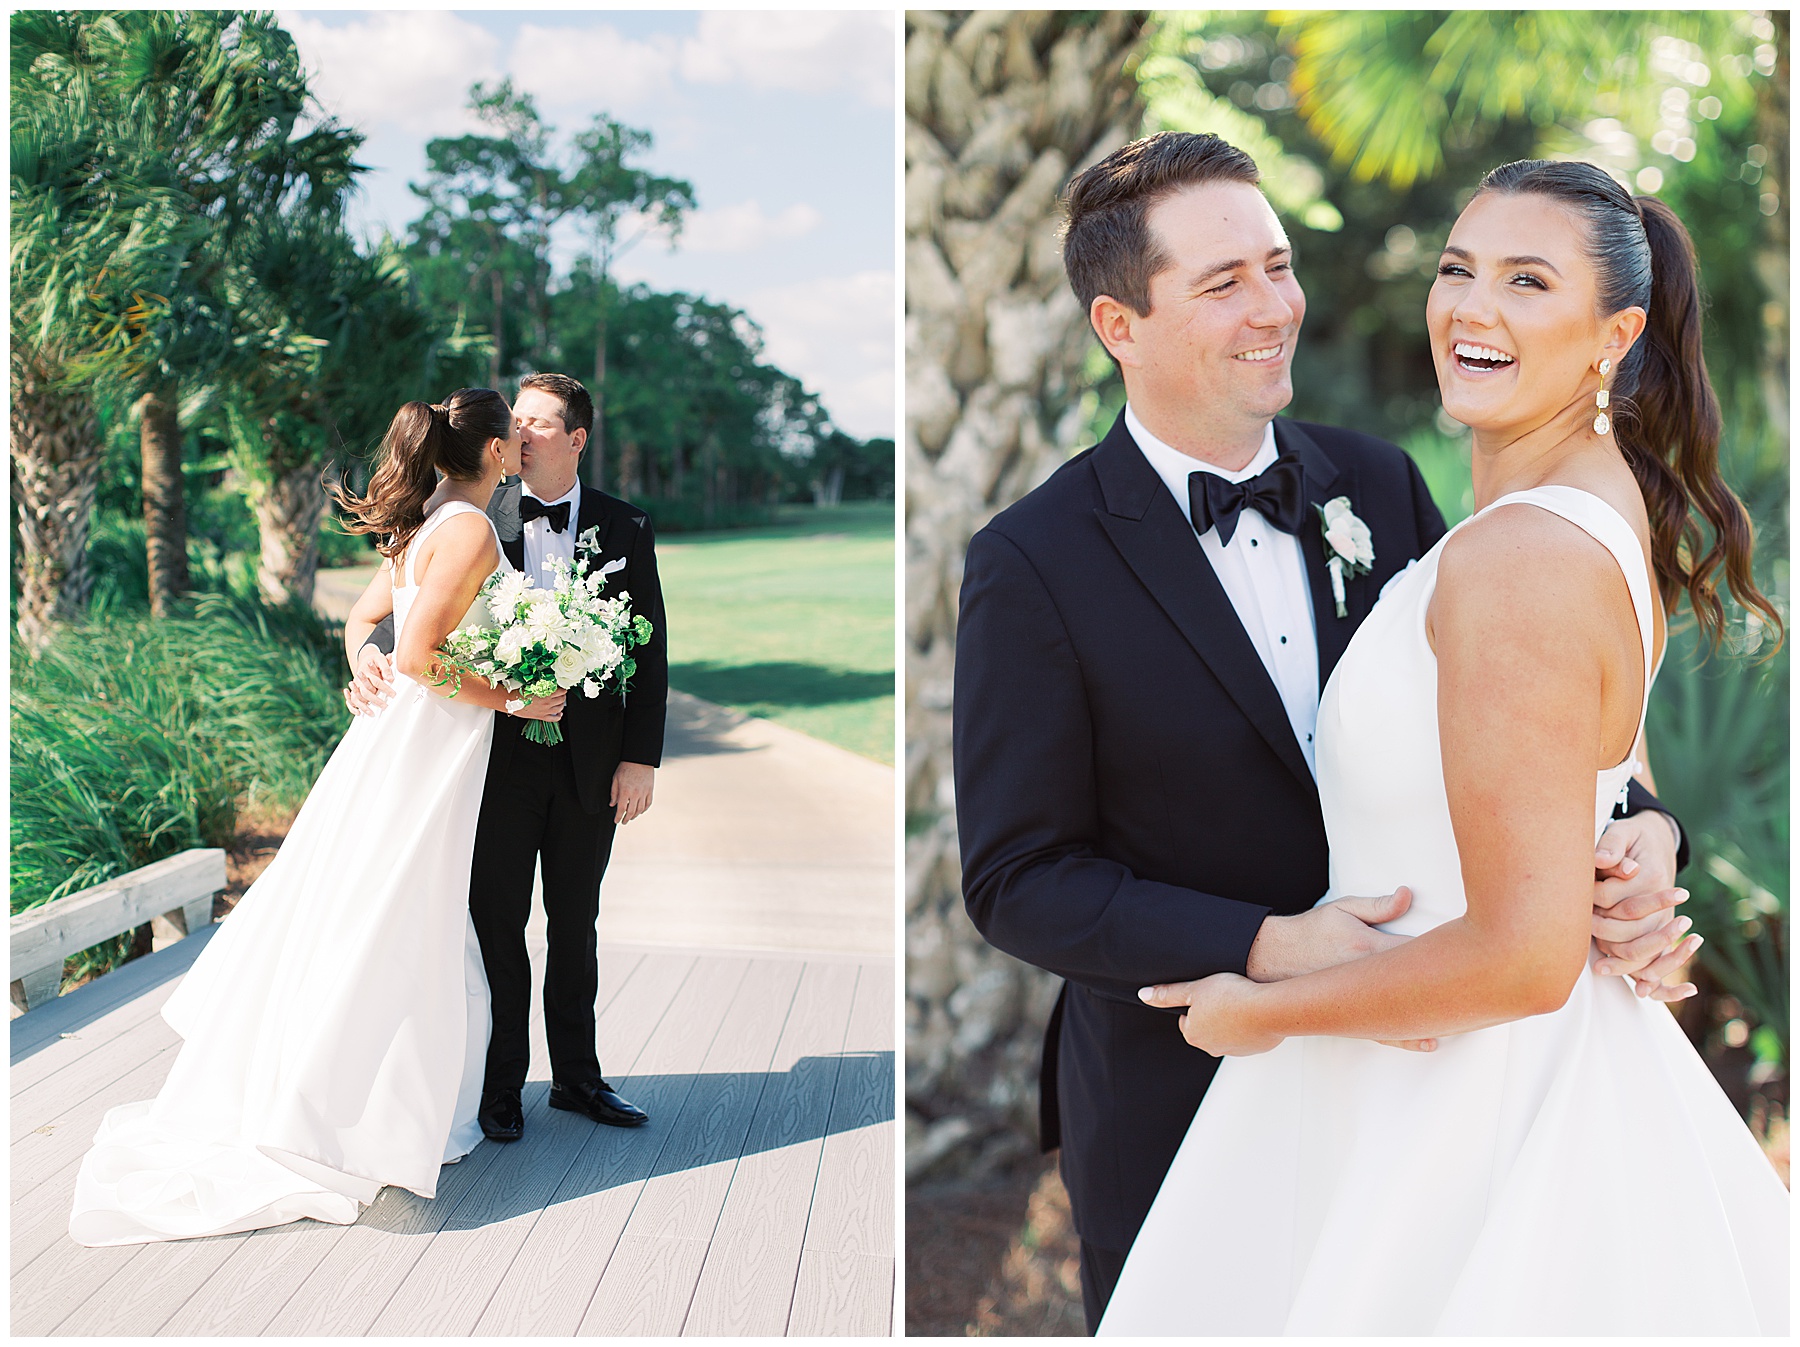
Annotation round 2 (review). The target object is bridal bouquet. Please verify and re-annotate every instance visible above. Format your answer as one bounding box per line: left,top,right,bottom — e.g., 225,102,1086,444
437,550,653,746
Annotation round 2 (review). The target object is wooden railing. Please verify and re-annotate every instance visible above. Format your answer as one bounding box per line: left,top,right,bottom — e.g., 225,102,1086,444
10,849,227,1015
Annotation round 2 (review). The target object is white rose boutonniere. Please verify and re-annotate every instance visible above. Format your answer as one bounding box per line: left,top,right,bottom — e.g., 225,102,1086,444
1317,497,1374,617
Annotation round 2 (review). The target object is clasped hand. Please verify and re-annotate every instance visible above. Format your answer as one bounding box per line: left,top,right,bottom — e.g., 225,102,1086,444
1144,813,1693,1058
344,645,565,722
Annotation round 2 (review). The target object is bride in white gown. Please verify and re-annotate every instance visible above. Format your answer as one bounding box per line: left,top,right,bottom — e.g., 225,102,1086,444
69,388,567,1247
1104,162,1788,1333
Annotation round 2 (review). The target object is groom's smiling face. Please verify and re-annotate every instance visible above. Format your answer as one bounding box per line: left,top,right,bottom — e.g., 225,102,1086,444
1093,181,1305,456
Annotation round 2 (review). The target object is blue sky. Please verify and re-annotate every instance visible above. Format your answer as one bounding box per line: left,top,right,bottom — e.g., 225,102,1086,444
277,10,896,438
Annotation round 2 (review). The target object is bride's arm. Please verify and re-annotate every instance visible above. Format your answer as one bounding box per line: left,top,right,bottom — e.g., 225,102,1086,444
1152,509,1625,1052
392,516,563,720
344,563,394,669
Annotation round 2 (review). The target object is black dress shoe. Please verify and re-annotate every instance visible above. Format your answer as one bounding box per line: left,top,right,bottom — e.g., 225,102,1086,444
549,1078,648,1128
479,1089,524,1142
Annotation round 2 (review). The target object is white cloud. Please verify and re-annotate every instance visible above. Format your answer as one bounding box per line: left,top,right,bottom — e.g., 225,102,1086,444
743,271,895,439
278,11,500,138
680,12,895,109
677,200,823,254
507,24,679,114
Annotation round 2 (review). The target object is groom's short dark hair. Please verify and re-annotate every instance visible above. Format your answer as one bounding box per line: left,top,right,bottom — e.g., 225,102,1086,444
1063,132,1262,318
518,371,594,442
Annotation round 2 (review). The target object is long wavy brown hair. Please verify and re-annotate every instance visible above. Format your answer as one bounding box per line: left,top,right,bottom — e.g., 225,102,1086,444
1479,160,1781,652
331,388,511,562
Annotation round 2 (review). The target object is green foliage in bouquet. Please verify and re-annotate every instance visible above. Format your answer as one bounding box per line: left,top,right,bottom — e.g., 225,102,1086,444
436,555,654,747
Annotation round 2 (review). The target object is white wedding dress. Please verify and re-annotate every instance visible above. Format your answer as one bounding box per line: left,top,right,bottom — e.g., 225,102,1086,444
69,501,505,1246
1100,487,1789,1335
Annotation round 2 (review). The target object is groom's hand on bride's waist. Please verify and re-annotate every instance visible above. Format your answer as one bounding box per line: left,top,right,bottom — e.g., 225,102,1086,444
1244,888,1414,983
1239,889,1437,1054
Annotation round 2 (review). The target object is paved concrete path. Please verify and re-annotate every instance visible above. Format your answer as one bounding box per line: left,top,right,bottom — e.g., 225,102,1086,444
314,566,894,960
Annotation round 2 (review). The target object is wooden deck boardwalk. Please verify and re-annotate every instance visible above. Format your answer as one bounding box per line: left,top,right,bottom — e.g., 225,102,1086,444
11,925,894,1335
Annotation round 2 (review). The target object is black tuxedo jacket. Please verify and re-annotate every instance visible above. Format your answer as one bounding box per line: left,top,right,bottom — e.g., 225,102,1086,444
953,410,1674,1255
491,486,668,810
369,485,668,813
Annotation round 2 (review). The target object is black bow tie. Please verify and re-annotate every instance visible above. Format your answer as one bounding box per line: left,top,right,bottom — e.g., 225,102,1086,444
519,496,571,533
1188,454,1307,546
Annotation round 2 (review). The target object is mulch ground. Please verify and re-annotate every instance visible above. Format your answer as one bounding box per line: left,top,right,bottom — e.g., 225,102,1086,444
215,800,297,918
906,1155,1085,1337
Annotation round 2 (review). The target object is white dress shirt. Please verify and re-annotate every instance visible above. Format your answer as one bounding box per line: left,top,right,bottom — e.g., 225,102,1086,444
521,480,580,590
1125,405,1322,776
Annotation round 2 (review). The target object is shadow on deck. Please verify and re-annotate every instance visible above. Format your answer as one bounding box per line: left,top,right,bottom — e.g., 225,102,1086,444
11,929,895,1337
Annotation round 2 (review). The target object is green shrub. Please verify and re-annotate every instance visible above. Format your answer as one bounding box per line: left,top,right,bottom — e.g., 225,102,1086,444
1648,624,1789,1065
11,595,351,984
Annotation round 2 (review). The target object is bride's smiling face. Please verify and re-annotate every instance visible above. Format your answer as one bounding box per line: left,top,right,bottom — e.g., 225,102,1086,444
1427,191,1641,440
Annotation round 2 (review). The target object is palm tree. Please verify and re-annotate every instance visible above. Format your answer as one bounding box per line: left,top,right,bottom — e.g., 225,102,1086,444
217,213,455,608
10,13,198,645
904,10,1149,1180
11,10,360,622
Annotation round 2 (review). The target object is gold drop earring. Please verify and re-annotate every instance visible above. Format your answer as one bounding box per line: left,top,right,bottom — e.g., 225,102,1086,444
1593,359,1611,436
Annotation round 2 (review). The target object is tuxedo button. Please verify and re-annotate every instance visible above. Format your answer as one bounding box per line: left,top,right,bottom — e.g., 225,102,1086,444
1279,635,1287,644
1251,538,1258,547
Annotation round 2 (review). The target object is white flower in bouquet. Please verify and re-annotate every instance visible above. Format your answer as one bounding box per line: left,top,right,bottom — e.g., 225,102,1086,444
524,595,568,645
487,570,530,620
552,644,588,688
433,550,654,746
494,625,529,666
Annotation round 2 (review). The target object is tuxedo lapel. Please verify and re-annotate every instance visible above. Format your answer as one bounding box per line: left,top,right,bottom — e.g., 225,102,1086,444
501,533,525,572
1090,418,1313,791
1277,419,1361,685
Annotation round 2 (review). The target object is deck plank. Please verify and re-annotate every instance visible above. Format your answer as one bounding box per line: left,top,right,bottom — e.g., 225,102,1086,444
575,1235,712,1337
12,1234,145,1335
12,1045,180,1202
11,943,890,1338
787,1249,893,1337
10,1013,180,1144
157,1214,353,1336
360,951,695,1336
683,961,861,1336
787,965,894,1336
12,1156,84,1276
614,959,804,1242
259,1093,540,1336
9,923,219,1062
471,956,753,1336
54,1232,242,1337
802,964,895,1257
10,970,183,1096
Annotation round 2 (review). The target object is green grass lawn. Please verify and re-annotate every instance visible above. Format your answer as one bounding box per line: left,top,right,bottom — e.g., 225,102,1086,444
656,502,895,763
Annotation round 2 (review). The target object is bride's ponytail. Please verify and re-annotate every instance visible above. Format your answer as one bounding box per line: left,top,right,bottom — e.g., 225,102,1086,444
333,389,512,561
1477,160,1781,651
1623,197,1778,650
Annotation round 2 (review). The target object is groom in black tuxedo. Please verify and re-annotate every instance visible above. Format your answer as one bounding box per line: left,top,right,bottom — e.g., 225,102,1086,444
355,371,667,1142
952,133,1691,1331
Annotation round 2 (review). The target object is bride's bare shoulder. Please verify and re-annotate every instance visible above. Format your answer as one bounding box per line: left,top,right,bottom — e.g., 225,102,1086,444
1432,504,1622,645
413,508,499,585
